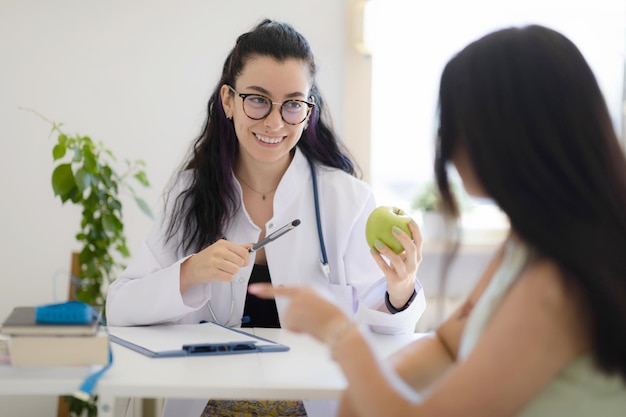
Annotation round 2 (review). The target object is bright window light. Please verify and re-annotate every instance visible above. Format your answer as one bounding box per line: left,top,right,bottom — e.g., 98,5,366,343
367,0,626,242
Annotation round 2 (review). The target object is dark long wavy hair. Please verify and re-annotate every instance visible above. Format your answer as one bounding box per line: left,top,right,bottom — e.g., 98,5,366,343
435,25,626,380
164,19,357,255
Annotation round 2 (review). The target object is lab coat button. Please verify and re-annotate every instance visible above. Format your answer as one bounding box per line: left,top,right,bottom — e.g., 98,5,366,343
268,223,274,229
239,277,245,284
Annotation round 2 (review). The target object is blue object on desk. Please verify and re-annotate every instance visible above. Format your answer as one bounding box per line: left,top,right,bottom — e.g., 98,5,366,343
35,301,95,324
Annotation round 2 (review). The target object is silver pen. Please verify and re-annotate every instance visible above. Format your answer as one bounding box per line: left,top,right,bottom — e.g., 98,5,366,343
248,219,301,253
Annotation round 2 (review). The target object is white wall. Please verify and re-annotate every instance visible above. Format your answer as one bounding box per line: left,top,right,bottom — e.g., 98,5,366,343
0,1,368,415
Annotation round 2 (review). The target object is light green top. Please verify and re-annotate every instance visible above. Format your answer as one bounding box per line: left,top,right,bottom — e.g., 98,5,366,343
458,240,626,416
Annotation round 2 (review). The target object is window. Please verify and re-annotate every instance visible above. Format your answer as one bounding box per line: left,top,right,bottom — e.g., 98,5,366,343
366,0,626,242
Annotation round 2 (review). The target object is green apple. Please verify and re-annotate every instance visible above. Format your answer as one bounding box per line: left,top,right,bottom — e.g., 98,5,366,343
365,206,413,254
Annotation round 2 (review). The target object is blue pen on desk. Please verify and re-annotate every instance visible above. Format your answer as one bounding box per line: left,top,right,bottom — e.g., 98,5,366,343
248,219,301,253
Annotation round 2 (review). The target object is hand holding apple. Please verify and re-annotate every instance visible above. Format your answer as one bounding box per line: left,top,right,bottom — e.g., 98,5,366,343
365,206,414,254
365,206,422,311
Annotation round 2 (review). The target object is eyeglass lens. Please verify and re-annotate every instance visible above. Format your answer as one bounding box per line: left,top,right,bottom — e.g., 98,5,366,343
243,95,310,125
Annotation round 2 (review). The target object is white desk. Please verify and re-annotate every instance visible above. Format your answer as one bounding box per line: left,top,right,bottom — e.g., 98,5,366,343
0,328,422,417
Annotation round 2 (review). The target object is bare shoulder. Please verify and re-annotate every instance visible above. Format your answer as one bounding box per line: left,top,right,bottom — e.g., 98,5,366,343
508,256,589,352
518,259,563,295
516,258,580,316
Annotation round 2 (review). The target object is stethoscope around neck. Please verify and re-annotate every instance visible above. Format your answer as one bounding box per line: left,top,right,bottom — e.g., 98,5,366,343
206,159,330,327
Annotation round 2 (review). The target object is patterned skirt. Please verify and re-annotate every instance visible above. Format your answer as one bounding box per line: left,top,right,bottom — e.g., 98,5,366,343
202,400,307,417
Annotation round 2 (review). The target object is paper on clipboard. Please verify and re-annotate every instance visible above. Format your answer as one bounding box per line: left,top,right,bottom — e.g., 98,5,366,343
106,322,289,357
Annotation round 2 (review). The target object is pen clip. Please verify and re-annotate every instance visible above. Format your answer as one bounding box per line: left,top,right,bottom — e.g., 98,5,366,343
248,219,301,253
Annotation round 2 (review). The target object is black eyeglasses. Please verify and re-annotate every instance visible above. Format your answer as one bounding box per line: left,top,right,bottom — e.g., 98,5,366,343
228,85,315,125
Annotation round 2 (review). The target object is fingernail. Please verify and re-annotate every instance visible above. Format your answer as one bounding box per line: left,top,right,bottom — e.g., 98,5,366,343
410,219,418,226
392,226,402,235
370,247,379,255
375,239,385,250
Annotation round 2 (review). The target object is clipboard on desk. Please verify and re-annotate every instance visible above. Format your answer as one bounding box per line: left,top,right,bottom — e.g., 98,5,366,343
106,322,289,358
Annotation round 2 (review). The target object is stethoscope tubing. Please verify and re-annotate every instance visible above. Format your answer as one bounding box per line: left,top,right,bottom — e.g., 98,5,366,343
206,159,330,326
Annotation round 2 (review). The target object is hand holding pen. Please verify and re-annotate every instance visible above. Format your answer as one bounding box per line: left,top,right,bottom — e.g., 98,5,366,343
249,219,301,253
180,219,300,293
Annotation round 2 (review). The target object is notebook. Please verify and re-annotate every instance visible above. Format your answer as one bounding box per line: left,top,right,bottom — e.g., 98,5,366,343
8,330,109,367
0,306,100,336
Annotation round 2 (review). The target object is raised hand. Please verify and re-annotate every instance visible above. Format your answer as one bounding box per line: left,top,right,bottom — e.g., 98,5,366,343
248,284,350,344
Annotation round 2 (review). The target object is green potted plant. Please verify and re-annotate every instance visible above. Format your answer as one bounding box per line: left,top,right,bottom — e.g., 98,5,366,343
48,121,153,307
25,108,153,416
412,179,472,213
412,181,442,213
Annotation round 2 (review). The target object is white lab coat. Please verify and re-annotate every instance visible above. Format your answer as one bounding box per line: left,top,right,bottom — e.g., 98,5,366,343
106,148,426,417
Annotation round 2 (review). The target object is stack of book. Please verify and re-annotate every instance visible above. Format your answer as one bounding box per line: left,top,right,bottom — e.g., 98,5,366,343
0,305,109,368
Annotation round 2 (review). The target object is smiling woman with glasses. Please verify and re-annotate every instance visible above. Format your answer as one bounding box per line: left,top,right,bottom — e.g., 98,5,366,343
106,18,425,417
227,85,315,125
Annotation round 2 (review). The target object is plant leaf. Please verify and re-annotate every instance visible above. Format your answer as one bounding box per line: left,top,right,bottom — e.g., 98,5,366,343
83,153,97,173
52,143,66,161
134,197,154,219
51,163,77,201
72,145,83,162
74,168,93,193
134,171,150,187
116,243,130,258
102,212,122,233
